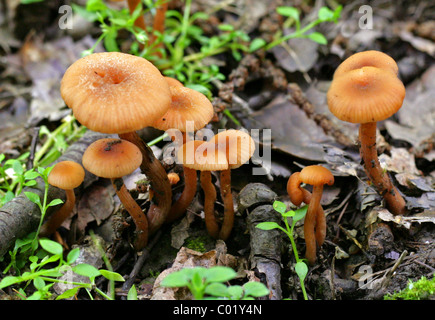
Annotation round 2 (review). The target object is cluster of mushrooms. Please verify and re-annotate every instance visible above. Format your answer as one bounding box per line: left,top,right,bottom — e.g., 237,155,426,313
40,50,407,265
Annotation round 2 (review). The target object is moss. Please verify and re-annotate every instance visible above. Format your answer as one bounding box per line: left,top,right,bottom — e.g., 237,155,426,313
184,236,208,253
384,276,435,300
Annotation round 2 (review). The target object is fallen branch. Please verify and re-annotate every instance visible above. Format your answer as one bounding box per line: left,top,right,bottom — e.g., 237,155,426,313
0,130,111,258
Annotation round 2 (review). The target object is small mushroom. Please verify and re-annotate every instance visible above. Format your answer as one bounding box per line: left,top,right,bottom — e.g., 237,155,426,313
287,172,312,206
327,50,406,215
154,81,214,223
61,52,173,235
299,165,334,265
210,130,255,240
82,138,148,250
177,140,228,239
40,161,85,237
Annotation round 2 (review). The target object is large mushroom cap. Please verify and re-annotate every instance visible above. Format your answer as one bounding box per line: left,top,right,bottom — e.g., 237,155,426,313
210,129,255,169
327,66,405,124
60,52,171,134
333,50,399,78
48,161,85,190
300,165,334,186
153,85,214,132
82,138,142,178
178,140,228,171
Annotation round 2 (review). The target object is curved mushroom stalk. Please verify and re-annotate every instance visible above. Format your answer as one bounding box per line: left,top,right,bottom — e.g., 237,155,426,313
304,184,323,266
200,171,219,239
118,131,172,236
112,178,148,250
218,168,234,241
166,166,197,223
359,123,406,215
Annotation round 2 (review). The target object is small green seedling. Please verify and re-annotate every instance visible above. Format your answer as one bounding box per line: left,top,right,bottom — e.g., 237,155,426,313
0,238,125,300
256,200,309,300
160,266,269,300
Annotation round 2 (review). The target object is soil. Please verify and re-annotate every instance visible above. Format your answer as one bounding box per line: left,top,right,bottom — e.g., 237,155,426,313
0,0,434,301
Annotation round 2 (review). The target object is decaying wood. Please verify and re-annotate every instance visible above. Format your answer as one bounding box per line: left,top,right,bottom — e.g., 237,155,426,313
247,204,282,300
0,130,111,258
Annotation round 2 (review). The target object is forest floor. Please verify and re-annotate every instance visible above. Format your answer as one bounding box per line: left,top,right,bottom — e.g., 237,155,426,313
0,0,434,301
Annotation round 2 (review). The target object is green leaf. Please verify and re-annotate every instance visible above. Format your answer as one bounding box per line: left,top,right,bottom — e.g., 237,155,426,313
24,192,41,206
127,285,138,300
73,264,101,279
276,6,299,21
161,270,190,287
249,38,266,52
256,221,281,230
66,248,80,264
56,287,80,300
33,277,45,290
47,199,64,207
99,270,125,282
293,205,308,222
227,285,243,300
39,239,63,256
295,261,308,281
204,282,228,298
0,276,21,289
307,32,328,45
243,281,269,297
272,200,287,214
318,7,334,21
24,170,39,180
204,266,236,283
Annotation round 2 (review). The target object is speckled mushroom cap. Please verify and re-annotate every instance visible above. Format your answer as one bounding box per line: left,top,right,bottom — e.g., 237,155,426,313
178,140,228,171
153,85,214,132
60,52,171,134
299,165,334,186
333,50,399,79
82,138,142,178
327,66,405,124
210,130,255,169
48,161,85,190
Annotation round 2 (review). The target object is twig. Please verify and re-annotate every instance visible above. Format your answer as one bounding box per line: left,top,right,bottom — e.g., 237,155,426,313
120,229,163,297
27,127,40,170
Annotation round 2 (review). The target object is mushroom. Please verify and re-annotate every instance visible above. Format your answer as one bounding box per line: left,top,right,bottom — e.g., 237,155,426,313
154,81,214,223
60,52,172,235
82,138,148,250
210,130,255,240
178,140,228,239
327,50,406,215
298,165,334,265
39,161,85,237
287,172,312,206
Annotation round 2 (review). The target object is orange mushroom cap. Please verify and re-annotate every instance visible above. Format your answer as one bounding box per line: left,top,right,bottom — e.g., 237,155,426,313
210,130,255,169
82,138,142,178
327,66,405,124
333,50,399,79
153,85,214,132
48,161,85,190
299,165,334,186
178,140,228,171
164,76,184,88
60,52,171,134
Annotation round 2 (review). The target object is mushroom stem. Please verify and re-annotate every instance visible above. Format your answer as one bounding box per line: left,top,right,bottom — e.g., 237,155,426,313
111,177,148,250
127,0,147,40
218,168,234,241
118,131,172,235
39,189,75,237
200,171,219,239
304,184,323,265
359,122,406,215
149,0,169,57
287,172,312,206
165,166,197,223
